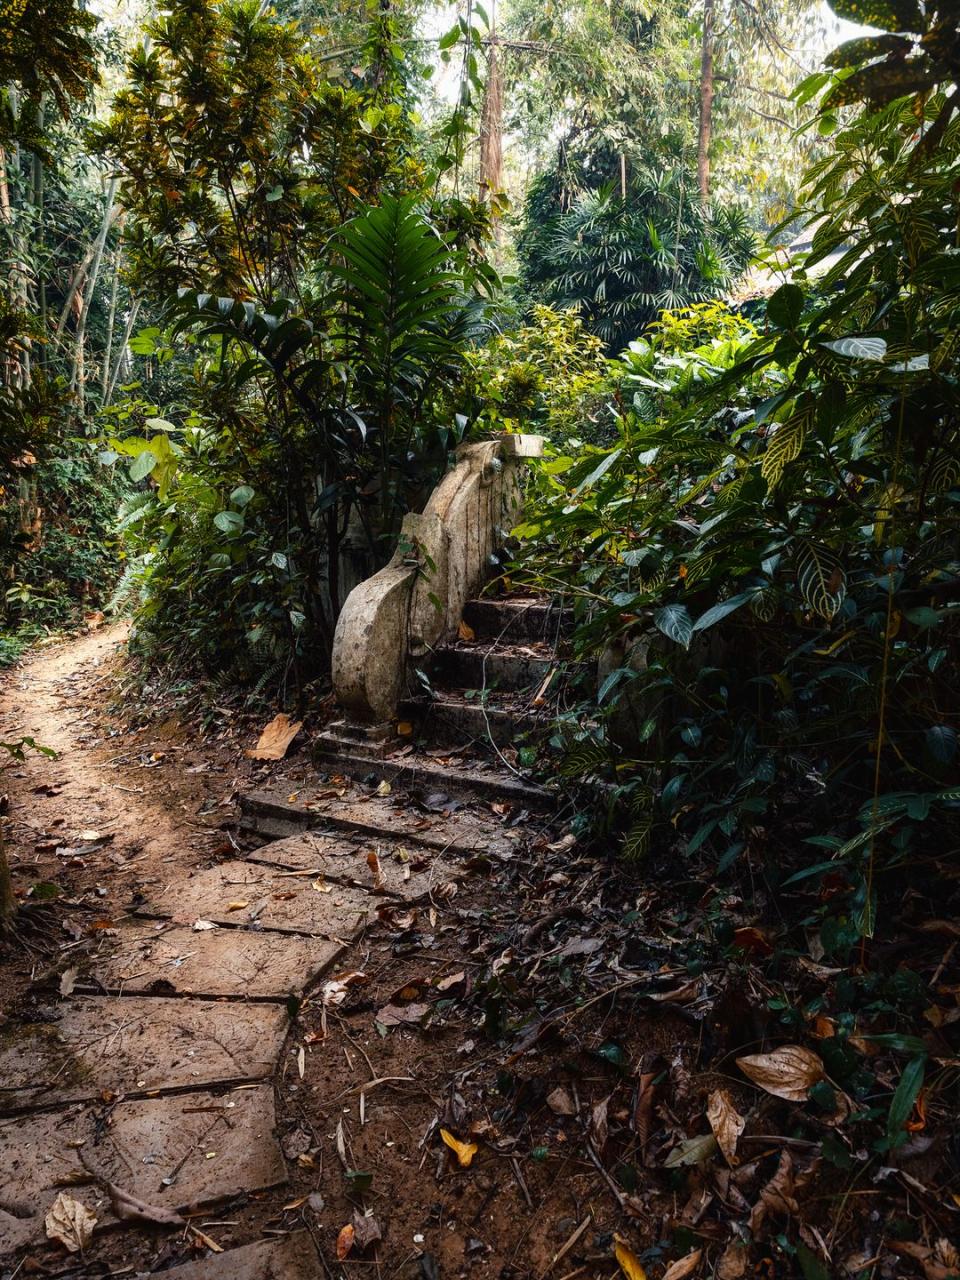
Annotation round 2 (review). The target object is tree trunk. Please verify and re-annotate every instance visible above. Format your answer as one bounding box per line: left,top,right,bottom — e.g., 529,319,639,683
69,177,118,399
0,823,14,939
697,0,715,204
479,35,504,204
101,247,121,401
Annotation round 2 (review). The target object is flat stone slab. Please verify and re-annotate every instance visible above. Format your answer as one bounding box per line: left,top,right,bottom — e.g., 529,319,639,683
247,832,457,900
140,860,373,937
242,788,522,858
82,920,344,1000
0,996,285,1109
0,1084,284,1254
152,1233,321,1278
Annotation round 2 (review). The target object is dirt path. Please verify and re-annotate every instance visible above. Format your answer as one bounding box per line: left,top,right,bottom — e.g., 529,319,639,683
0,628,577,1277
1,624,204,868
0,628,686,1280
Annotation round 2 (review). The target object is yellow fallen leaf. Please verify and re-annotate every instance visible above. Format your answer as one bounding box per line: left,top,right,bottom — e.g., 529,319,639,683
458,619,476,643
225,900,249,911
440,1128,478,1168
397,721,414,737
376,780,392,796
614,1234,648,1280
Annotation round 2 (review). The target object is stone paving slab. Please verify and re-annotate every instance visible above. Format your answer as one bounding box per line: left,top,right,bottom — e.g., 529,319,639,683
0,996,285,1109
246,832,457,900
140,860,373,937
149,1232,321,1278
81,920,344,1000
0,1084,284,1255
242,788,522,858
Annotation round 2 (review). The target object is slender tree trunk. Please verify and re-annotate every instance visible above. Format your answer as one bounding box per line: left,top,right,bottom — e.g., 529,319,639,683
101,248,120,401
104,297,141,406
0,824,14,938
697,0,715,203
70,177,118,398
32,93,47,368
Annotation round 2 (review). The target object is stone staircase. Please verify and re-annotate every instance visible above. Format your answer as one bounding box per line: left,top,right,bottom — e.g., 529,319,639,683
307,590,579,800
400,593,578,751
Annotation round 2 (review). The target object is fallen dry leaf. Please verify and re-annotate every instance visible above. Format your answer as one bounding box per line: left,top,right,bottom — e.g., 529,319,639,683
366,850,383,890
749,1149,820,1238
225,900,249,911
352,1209,382,1250
245,713,303,761
707,1089,746,1166
376,779,392,796
889,1240,960,1280
108,1183,185,1228
322,971,368,1006
613,1233,648,1279
634,1070,657,1160
440,1128,478,1167
59,967,78,997
662,1248,703,1280
336,1223,355,1260
663,1133,718,1168
547,1086,577,1116
397,720,414,736
737,1044,825,1102
192,918,218,931
45,1192,97,1252
458,619,476,642
716,1239,749,1279
375,1002,430,1027
590,1095,610,1152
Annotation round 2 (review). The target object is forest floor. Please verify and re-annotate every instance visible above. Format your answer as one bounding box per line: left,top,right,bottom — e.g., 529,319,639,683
0,628,954,1280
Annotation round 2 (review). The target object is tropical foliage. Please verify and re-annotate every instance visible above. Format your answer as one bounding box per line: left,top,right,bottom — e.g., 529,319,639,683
517,169,755,350
92,0,497,678
517,20,960,944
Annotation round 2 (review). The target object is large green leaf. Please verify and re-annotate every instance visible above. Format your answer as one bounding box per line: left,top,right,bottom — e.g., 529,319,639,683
795,542,847,619
654,603,693,649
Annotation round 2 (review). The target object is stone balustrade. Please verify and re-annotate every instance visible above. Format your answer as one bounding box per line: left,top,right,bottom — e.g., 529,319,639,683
329,433,543,733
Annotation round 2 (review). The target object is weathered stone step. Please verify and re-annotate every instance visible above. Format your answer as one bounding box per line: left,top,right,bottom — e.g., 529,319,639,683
308,748,551,806
79,920,344,1000
157,1233,322,1278
432,643,555,693
0,995,285,1111
246,832,457,900
137,860,374,938
463,596,575,643
400,695,543,747
240,789,522,859
0,1083,284,1254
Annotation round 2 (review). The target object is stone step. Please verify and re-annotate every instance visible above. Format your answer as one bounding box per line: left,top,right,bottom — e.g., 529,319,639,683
463,596,575,643
400,695,544,747
431,643,556,693
79,919,344,1000
246,832,458,900
0,1083,285,1255
240,788,522,859
309,748,551,807
137,860,374,938
0,995,286,1111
